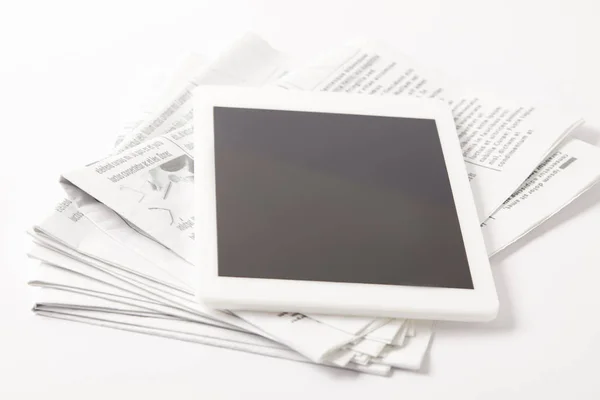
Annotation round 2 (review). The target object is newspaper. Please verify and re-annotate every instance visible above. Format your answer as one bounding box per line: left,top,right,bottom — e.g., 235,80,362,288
27,34,600,376
56,35,600,366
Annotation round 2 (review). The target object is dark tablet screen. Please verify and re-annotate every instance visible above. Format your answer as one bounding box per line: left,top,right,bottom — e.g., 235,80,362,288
213,106,473,289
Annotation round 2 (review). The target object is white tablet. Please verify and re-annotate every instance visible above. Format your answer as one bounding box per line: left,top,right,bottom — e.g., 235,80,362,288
194,86,498,322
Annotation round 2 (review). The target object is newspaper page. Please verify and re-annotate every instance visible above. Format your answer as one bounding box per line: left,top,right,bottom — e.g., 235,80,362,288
114,53,207,148
114,33,294,152
274,40,584,221
57,36,599,362
482,138,600,256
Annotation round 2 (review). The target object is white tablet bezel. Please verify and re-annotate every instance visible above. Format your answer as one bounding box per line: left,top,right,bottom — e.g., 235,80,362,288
194,86,498,322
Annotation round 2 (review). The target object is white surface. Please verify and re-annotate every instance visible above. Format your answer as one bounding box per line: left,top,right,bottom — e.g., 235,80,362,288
1,0,599,398
195,87,498,321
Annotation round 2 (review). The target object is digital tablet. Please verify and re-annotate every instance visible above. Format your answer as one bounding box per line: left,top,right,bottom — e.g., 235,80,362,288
194,86,498,322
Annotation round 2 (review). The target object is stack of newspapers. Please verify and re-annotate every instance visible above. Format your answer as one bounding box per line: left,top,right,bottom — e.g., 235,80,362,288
27,34,600,376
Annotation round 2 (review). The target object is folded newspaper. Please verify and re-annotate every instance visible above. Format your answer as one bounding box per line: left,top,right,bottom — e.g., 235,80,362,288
26,33,600,376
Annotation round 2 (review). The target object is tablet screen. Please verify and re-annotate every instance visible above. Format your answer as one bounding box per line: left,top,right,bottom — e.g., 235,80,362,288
213,106,473,289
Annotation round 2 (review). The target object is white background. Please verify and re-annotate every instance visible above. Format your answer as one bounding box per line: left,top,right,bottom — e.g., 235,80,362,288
1,0,599,398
